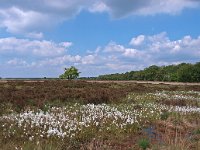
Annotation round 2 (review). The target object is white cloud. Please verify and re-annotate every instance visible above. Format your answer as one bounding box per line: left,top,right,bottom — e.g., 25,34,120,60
145,33,200,56
130,35,145,46
81,55,96,64
102,32,200,71
104,41,126,52
102,0,199,18
89,1,109,13
1,33,200,77
0,37,72,57
0,7,49,34
26,32,44,39
172,45,181,53
59,42,73,48
182,35,193,45
38,55,82,66
123,48,143,58
0,0,199,36
148,32,169,43
137,0,197,15
104,41,145,59
7,58,28,66
0,1,92,36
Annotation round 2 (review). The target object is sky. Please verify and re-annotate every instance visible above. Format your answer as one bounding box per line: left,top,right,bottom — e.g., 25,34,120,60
0,0,200,78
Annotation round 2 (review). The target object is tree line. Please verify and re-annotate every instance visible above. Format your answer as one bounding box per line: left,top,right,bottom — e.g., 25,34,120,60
96,62,200,82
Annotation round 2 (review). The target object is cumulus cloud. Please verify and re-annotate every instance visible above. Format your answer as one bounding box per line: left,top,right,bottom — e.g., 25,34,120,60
0,7,50,34
0,0,199,36
149,33,200,56
7,58,28,66
0,0,93,36
123,48,144,58
102,0,199,18
82,55,96,64
59,42,73,48
104,41,145,59
25,32,44,39
1,33,200,77
104,42,125,52
89,1,109,13
38,55,82,66
129,35,145,46
129,33,200,63
102,32,200,72
0,37,72,57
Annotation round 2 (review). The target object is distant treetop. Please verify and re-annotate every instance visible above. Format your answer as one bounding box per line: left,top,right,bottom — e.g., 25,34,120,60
97,62,200,82
59,66,80,80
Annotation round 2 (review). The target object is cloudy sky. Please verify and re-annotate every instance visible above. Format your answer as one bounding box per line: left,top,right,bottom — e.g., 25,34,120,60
0,0,200,77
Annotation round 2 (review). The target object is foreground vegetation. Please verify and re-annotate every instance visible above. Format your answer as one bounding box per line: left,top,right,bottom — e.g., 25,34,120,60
96,62,200,82
0,81,200,149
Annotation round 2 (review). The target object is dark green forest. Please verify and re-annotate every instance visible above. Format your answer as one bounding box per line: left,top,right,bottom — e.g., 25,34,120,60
96,62,200,82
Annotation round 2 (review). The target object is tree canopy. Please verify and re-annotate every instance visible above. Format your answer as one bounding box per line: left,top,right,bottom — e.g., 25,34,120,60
59,66,80,80
96,62,200,82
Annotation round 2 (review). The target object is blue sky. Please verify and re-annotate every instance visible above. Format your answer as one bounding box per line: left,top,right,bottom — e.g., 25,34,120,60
0,0,200,78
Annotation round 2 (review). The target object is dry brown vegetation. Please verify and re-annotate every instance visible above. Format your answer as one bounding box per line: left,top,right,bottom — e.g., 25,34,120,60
0,80,200,150
1,80,200,110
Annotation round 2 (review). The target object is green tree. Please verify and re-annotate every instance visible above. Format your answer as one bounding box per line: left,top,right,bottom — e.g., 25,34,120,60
143,65,159,81
193,62,200,82
177,63,193,82
59,66,80,80
162,65,178,81
155,67,166,81
96,62,200,82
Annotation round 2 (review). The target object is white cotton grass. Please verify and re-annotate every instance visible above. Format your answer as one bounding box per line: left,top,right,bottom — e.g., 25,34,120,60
1,103,162,140
1,90,200,141
152,90,200,102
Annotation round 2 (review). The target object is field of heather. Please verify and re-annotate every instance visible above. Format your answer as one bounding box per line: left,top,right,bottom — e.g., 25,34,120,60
0,80,200,150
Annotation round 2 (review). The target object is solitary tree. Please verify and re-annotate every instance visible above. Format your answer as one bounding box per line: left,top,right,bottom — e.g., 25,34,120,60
59,66,80,80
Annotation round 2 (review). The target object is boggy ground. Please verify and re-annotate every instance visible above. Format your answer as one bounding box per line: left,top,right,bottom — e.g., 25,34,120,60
0,80,200,150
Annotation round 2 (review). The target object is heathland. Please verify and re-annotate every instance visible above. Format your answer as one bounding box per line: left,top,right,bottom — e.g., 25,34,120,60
0,80,200,149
